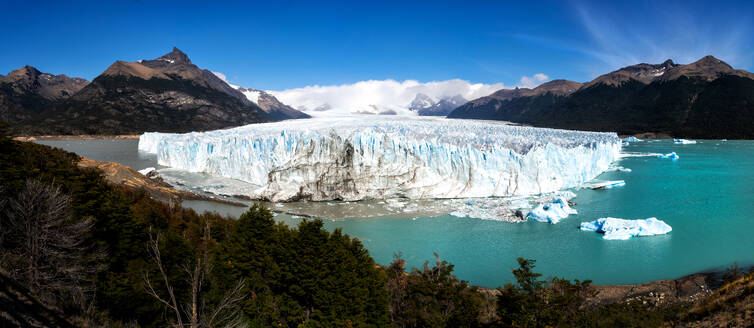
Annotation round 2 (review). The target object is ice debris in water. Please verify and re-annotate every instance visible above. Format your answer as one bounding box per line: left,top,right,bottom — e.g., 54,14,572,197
623,136,642,142
138,167,157,176
526,197,577,224
589,180,626,190
609,166,632,172
138,116,621,202
657,152,679,159
673,139,696,144
580,217,672,240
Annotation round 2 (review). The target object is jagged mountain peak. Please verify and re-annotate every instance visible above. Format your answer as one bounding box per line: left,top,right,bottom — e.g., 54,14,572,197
156,47,192,65
585,60,678,88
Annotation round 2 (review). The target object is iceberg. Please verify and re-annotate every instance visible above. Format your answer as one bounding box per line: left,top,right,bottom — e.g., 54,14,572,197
138,116,621,202
673,139,696,144
623,136,642,142
580,217,672,240
657,152,679,159
589,180,626,190
526,197,576,224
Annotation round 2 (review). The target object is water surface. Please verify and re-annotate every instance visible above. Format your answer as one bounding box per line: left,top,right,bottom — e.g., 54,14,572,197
36,139,754,287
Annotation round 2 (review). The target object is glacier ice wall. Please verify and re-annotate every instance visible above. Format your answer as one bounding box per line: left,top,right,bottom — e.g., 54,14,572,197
139,116,621,202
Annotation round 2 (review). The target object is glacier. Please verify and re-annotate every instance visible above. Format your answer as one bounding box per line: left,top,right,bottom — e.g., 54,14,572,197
580,217,672,240
138,116,621,202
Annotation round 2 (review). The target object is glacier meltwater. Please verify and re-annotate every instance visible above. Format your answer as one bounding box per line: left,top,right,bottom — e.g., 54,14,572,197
138,117,622,202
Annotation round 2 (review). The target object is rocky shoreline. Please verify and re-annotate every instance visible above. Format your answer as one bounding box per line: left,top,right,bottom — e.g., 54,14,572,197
76,156,244,207
12,135,140,141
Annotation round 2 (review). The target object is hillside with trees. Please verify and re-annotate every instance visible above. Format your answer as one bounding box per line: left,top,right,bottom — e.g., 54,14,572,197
0,123,752,327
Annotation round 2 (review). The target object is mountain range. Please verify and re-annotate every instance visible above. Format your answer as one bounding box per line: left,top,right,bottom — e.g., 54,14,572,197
408,93,467,116
448,56,754,138
3,48,308,135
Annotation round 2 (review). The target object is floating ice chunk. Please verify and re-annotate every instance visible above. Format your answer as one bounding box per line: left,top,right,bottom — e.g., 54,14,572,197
527,197,576,224
673,139,696,144
138,167,157,176
623,136,642,142
589,180,626,190
580,217,672,240
139,116,621,202
614,166,632,172
721,139,728,142
657,152,679,159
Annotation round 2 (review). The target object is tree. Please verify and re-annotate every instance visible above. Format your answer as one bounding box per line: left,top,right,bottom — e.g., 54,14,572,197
0,178,105,311
496,258,593,328
213,204,389,327
387,253,483,328
144,226,247,328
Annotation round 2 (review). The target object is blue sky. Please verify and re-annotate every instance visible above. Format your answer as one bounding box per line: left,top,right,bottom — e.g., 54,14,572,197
1,0,752,90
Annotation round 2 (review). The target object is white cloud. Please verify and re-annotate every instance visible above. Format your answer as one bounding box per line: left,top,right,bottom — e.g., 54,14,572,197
518,73,549,88
268,79,505,116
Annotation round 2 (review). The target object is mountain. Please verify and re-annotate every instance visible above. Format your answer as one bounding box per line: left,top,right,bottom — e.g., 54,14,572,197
13,48,308,135
448,79,582,121
0,66,88,123
235,87,310,121
408,93,468,116
448,56,754,138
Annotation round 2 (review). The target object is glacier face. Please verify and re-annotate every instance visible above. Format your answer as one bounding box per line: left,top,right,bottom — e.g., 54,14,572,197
138,116,621,202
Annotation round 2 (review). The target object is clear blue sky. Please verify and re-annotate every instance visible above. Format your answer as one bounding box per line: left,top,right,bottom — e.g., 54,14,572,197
1,0,752,90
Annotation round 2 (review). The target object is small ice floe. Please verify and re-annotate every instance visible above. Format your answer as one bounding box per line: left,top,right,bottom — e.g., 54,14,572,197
623,136,642,142
657,152,679,159
579,217,672,240
527,197,576,224
589,180,626,190
673,139,696,144
609,166,632,173
138,167,157,177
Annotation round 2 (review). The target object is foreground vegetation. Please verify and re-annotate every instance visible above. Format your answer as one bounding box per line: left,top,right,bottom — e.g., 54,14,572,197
0,125,751,327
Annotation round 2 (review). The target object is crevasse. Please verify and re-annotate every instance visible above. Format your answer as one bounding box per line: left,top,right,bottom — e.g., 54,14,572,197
138,116,622,202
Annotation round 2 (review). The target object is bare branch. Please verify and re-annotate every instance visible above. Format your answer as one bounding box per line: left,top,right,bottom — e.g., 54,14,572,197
145,230,184,327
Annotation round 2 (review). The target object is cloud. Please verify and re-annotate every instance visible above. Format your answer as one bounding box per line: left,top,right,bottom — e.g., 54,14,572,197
569,0,754,72
268,79,505,116
518,73,549,88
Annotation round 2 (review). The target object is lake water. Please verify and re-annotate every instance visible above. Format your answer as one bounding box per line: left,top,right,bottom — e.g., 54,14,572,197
35,138,754,287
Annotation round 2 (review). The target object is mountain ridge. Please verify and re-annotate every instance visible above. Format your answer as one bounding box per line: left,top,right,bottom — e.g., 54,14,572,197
448,55,754,138
7,48,308,135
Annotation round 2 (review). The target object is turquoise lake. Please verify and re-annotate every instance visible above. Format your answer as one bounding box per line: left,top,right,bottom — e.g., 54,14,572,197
36,139,754,287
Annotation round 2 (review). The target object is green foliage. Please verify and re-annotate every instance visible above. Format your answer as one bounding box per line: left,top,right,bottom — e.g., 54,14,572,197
496,258,594,327
0,139,232,327
386,253,485,328
212,204,389,327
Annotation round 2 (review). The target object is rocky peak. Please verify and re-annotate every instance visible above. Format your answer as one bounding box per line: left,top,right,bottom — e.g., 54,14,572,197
1,65,88,100
3,65,42,84
660,55,754,81
585,60,678,88
408,93,436,111
157,47,191,65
